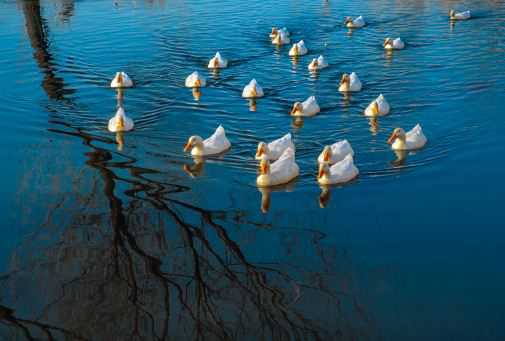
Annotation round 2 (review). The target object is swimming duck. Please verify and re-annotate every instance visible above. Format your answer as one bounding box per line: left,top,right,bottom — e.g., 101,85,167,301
384,37,405,50
242,79,264,98
110,72,133,88
364,94,390,116
257,148,299,187
184,125,231,156
344,16,366,28
270,27,290,39
185,71,206,88
289,40,308,56
255,133,295,161
338,72,362,92
108,107,134,132
317,154,359,185
271,29,290,45
449,9,471,20
208,52,228,69
317,140,354,165
290,96,320,117
308,55,328,71
387,124,427,150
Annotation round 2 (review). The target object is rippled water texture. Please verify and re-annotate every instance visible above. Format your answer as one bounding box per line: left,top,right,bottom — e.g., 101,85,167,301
1,0,505,340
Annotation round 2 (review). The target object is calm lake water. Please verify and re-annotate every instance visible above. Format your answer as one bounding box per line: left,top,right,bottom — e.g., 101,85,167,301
1,0,504,340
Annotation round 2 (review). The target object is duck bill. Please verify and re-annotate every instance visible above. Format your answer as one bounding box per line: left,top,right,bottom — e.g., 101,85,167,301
323,149,331,162
117,73,123,86
183,141,192,152
115,116,125,130
251,86,257,98
318,168,325,179
212,58,219,68
194,79,201,87
387,132,397,144
255,146,264,158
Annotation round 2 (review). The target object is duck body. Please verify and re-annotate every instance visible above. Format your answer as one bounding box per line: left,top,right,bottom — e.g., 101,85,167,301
185,71,206,88
450,10,471,20
257,148,299,187
384,37,405,50
345,16,366,28
208,52,228,69
318,140,354,165
289,40,308,56
108,107,134,132
256,133,295,161
308,55,328,71
242,79,264,98
290,96,320,117
110,72,133,88
271,30,290,45
388,124,427,150
338,72,362,92
364,94,390,116
184,125,231,156
318,154,359,185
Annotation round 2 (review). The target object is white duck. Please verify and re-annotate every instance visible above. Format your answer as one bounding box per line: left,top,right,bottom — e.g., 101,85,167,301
364,94,390,116
255,133,295,161
208,52,228,69
387,124,427,150
108,107,134,132
290,96,320,117
185,71,206,88
289,40,308,56
271,29,290,45
384,37,405,50
317,154,359,185
184,125,231,156
110,72,133,88
449,9,471,20
344,16,366,28
317,140,354,165
242,79,264,98
257,148,299,187
308,55,328,71
269,27,290,39
338,72,362,92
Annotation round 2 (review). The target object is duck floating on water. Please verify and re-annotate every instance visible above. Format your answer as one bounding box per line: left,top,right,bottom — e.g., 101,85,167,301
108,107,134,132
184,125,231,156
338,72,362,92
242,79,264,98
449,9,471,20
289,40,308,56
110,72,133,88
308,55,328,71
318,140,354,165
290,96,320,117
317,154,359,185
270,27,290,39
344,16,366,28
256,133,295,161
208,52,228,69
257,148,299,187
384,37,405,50
271,29,290,45
364,94,390,116
387,124,427,150
185,71,206,88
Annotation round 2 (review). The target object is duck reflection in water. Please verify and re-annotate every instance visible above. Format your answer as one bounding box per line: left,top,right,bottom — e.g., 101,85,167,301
257,181,297,214
115,131,125,151
292,116,304,129
248,98,257,112
192,87,202,101
368,117,379,135
183,156,205,178
319,185,331,208
391,149,408,167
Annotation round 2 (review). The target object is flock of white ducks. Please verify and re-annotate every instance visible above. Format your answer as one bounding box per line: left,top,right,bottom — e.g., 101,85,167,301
107,8,471,191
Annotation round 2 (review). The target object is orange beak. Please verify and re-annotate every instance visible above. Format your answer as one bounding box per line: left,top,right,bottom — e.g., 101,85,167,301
323,149,331,162
184,141,192,152
194,79,201,87
251,86,257,98
116,116,124,130
387,131,397,144
256,146,264,158
117,73,123,85
318,168,325,179
212,58,219,68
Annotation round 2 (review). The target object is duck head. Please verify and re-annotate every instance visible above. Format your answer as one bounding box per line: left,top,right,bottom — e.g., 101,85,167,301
211,57,220,68
116,72,124,87
340,73,350,90
272,32,282,45
194,78,202,87
370,100,380,115
321,145,332,162
270,27,278,36
290,43,299,55
255,142,269,159
387,128,406,144
309,58,319,70
184,135,203,152
344,17,353,25
449,9,455,18
290,102,304,116
318,163,330,179
258,159,271,175
115,114,125,131
383,38,393,48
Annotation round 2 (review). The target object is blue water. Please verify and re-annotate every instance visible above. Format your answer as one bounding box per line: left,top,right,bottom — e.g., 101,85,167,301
0,0,504,340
